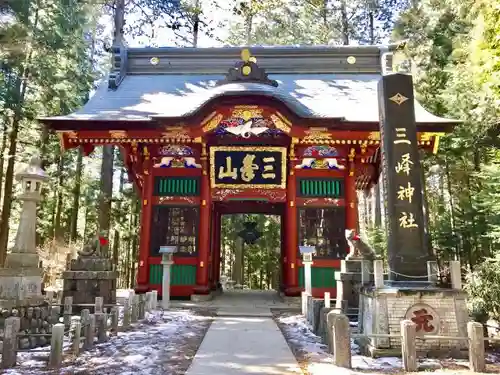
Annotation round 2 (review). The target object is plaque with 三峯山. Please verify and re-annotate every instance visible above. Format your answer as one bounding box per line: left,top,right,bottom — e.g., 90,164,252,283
209,146,286,188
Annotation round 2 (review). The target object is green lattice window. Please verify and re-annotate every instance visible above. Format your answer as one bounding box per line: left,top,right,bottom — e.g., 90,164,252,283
298,178,344,198
298,267,337,288
154,177,200,196
149,264,197,285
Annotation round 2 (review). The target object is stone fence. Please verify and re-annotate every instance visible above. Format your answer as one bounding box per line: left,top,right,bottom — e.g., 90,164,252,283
1,290,158,369
317,309,500,373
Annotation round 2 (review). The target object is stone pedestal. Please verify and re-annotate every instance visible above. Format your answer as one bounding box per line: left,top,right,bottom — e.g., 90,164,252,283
62,257,117,311
358,286,469,357
334,259,372,312
0,267,44,308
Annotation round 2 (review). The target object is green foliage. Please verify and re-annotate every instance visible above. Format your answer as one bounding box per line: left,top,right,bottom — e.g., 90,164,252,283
465,254,500,321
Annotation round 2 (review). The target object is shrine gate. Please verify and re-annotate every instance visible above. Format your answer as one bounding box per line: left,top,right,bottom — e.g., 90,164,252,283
41,46,455,299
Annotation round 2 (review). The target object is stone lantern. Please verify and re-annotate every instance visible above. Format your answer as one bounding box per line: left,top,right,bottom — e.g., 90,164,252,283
0,155,47,305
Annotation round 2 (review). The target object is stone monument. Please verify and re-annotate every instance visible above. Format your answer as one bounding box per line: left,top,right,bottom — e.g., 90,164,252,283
0,155,48,307
62,230,118,311
357,73,469,357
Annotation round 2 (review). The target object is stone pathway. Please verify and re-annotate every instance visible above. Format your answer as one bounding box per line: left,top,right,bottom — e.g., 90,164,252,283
183,290,301,374
185,316,301,375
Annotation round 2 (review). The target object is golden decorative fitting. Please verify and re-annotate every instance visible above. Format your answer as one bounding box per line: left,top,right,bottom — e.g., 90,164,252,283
347,56,356,64
290,201,295,207
109,130,127,139
361,143,367,154
291,263,295,269
389,93,409,105
143,199,148,206
201,143,207,157
232,105,263,120
65,131,78,139
270,113,291,133
202,200,207,206
144,170,149,175
162,126,191,140
242,66,251,76
241,48,251,62
348,148,356,161
200,261,204,268
368,132,380,141
150,57,160,65
202,113,223,133
303,128,332,142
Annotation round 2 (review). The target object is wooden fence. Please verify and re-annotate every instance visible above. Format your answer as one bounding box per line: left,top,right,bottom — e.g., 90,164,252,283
1,290,158,369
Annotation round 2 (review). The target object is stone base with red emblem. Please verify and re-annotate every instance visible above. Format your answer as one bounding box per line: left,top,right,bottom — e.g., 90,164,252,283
357,284,469,358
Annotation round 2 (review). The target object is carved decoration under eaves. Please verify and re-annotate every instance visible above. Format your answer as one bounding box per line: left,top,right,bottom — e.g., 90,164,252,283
109,130,127,139
153,156,201,168
161,126,191,141
158,145,194,156
302,128,333,143
303,145,339,157
215,106,286,138
295,158,346,170
217,49,278,87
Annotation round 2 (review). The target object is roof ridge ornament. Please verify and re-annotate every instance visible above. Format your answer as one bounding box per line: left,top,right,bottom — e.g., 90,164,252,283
217,48,278,87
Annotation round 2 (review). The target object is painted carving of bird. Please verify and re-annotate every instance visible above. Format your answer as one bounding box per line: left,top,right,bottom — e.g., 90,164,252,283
225,119,268,138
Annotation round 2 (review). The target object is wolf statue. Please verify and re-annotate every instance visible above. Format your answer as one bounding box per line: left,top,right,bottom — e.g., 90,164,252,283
345,229,377,260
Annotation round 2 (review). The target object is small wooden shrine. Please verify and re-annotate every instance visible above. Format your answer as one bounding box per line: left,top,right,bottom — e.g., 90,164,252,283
40,45,456,298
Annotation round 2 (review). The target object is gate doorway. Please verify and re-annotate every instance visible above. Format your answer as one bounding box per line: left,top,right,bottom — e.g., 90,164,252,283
209,202,285,293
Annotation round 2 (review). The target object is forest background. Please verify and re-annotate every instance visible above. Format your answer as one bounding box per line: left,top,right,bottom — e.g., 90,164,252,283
0,0,499,322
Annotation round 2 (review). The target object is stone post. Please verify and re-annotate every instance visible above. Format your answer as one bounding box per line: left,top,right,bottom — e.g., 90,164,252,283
138,294,145,319
2,317,20,368
427,261,439,284
401,320,417,372
84,314,95,350
450,261,462,290
96,313,107,343
324,292,330,308
131,294,139,323
123,297,131,329
151,290,158,310
71,316,81,356
301,291,308,316
332,313,351,368
95,296,104,314
374,260,384,288
0,156,47,304
467,321,485,372
110,307,119,334
49,323,64,368
63,296,73,328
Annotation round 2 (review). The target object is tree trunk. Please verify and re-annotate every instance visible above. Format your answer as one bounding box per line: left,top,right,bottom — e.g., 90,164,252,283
340,0,349,45
98,145,114,256
0,73,29,265
53,151,66,242
112,167,125,271
0,115,10,208
69,149,83,242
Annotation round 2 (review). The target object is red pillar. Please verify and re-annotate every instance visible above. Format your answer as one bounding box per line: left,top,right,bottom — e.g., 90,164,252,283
195,145,211,294
345,148,358,231
213,212,222,287
137,171,153,290
285,166,299,296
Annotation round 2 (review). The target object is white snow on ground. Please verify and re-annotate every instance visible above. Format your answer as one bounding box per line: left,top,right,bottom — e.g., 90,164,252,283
277,313,500,375
3,309,211,375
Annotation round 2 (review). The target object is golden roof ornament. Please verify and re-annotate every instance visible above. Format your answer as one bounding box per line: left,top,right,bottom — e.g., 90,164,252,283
217,48,278,87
